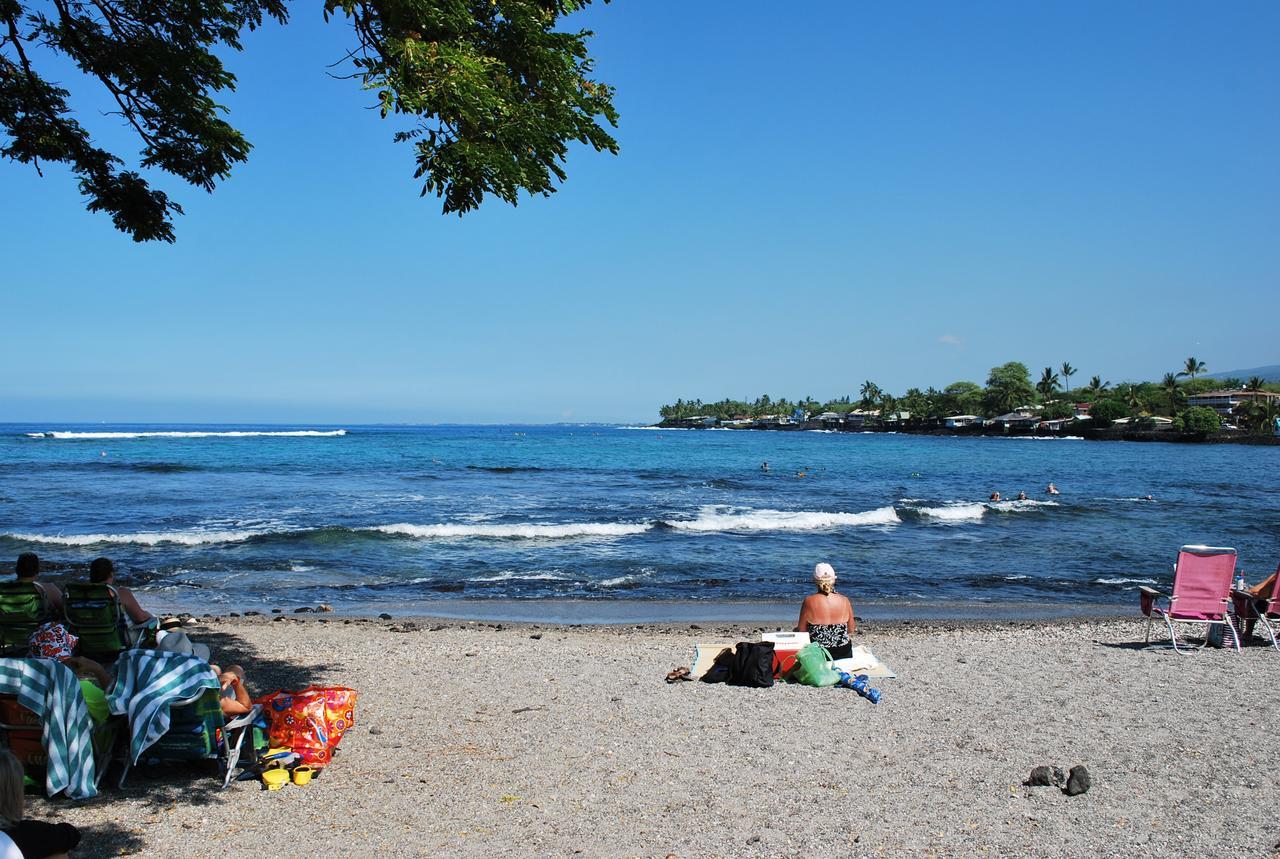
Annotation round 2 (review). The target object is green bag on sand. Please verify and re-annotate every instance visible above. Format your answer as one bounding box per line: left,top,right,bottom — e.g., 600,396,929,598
789,643,840,687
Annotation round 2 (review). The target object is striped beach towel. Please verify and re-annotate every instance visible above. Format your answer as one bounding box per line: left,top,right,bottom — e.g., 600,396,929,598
108,650,218,764
0,657,97,799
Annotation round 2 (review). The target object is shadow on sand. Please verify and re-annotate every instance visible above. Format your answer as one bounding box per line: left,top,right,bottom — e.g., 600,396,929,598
27,622,338,856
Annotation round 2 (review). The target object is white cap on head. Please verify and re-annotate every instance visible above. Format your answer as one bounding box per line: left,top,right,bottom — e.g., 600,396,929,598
813,562,837,583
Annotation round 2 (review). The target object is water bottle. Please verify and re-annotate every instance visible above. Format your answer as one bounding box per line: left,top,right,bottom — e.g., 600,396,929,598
836,671,881,704
1235,571,1246,592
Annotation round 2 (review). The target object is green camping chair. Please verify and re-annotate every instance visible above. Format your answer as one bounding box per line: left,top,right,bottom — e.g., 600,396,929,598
120,687,267,790
0,582,51,653
62,583,134,662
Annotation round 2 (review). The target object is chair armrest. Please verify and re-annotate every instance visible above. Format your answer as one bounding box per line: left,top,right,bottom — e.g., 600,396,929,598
224,703,262,731
1138,585,1166,617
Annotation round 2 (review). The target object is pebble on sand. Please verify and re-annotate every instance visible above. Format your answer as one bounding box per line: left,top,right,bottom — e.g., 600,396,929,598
1065,765,1091,796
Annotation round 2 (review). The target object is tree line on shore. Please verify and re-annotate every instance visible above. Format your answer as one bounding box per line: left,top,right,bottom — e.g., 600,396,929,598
658,358,1280,435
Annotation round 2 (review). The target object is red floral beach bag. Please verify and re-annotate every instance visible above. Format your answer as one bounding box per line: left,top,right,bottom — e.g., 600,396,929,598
253,686,357,768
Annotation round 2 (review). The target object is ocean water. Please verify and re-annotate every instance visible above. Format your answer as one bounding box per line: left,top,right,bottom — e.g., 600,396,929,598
2,423,1277,617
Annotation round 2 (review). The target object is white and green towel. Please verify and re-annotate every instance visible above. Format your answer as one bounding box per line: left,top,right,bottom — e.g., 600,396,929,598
0,657,97,799
108,649,218,764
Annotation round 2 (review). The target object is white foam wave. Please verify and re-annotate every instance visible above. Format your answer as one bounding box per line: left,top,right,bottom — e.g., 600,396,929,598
598,576,635,587
468,571,569,582
666,506,900,532
26,430,347,439
1094,577,1157,585
1004,575,1030,581
369,522,651,540
910,503,987,522
6,529,262,546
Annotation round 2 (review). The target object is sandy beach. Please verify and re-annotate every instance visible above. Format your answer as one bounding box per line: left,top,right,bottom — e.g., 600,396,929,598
26,613,1280,858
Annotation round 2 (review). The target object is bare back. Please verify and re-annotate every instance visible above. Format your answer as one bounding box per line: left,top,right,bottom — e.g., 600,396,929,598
797,592,853,632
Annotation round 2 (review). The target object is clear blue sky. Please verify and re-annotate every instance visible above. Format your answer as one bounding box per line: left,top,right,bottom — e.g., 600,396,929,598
3,1,1277,423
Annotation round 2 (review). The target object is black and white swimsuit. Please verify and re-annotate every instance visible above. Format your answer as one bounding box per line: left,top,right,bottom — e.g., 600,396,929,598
807,623,852,660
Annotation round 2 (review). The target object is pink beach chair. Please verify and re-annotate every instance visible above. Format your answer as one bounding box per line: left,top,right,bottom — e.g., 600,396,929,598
1138,545,1240,653
1232,562,1280,651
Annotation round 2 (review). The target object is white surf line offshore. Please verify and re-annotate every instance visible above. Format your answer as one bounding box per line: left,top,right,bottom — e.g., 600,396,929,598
25,430,348,439
5,529,265,546
370,506,902,540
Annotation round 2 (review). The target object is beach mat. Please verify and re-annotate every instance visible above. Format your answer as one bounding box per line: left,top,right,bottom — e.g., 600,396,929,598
689,641,736,680
833,645,896,679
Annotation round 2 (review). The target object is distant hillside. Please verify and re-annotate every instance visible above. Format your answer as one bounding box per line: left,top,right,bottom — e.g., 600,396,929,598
1208,364,1280,383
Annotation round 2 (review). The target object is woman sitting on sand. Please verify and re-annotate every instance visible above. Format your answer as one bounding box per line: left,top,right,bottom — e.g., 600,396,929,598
795,563,855,660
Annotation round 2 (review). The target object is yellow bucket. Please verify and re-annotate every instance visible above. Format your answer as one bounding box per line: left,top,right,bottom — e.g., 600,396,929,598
291,765,314,786
262,767,289,791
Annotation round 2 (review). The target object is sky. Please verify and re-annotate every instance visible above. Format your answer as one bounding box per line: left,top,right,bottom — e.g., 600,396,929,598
2,1,1278,424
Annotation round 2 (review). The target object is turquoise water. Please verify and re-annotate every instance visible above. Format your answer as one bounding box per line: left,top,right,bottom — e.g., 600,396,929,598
2,423,1276,616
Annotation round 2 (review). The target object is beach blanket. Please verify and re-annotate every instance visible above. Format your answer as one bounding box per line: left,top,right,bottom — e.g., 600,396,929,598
108,649,218,764
688,641,736,680
0,657,98,799
832,645,896,679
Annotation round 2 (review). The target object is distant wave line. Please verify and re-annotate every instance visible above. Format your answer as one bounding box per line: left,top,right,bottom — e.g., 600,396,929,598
25,430,348,439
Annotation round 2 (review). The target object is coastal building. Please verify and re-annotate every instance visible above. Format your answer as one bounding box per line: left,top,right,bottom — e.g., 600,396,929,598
815,412,843,429
1187,389,1280,416
943,415,980,428
989,411,1039,431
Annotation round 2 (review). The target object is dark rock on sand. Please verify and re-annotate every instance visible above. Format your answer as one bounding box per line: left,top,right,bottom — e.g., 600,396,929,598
316,604,334,612
379,613,393,620
244,611,262,616
1065,765,1091,796
1027,766,1055,787
294,606,314,613
271,608,282,614
369,726,384,735
530,633,543,640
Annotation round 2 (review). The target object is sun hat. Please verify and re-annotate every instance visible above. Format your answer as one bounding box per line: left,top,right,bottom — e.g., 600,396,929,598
813,562,837,584
29,622,78,661
154,629,211,662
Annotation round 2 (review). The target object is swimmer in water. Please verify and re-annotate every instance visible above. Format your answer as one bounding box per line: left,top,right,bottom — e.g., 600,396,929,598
1143,494,1154,501
1017,491,1027,501
761,461,769,473
989,491,1001,502
1046,482,1059,495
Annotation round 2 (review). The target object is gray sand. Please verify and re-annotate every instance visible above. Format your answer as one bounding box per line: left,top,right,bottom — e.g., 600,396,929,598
28,615,1280,858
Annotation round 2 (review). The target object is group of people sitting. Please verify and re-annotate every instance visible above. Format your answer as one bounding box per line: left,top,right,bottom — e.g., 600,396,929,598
1,553,256,859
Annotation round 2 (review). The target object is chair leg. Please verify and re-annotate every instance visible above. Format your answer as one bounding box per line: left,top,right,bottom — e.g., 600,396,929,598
1163,615,1188,654
1144,614,1154,644
1259,614,1279,651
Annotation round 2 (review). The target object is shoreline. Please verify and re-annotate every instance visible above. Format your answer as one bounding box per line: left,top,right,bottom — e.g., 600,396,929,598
137,597,1133,625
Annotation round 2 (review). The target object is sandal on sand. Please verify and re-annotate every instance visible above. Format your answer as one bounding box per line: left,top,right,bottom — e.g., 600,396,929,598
665,667,691,683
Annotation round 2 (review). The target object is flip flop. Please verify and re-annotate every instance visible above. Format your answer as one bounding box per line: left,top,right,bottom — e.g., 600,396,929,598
665,667,691,683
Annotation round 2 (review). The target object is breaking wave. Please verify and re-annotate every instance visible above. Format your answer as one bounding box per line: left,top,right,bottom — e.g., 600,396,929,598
26,430,347,439
368,522,651,540
661,506,900,532
4,529,264,547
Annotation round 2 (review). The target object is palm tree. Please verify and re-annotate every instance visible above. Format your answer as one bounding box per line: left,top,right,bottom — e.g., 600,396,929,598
859,381,882,410
1036,367,1060,400
1119,383,1146,418
1161,372,1183,413
1060,362,1076,395
1178,356,1207,380
1088,375,1110,396
1247,376,1265,392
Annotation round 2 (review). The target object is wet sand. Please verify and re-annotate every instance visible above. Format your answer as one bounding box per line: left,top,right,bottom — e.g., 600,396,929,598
29,614,1280,858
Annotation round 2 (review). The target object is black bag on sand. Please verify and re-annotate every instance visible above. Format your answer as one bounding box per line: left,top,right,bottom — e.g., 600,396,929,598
700,647,736,683
728,641,775,688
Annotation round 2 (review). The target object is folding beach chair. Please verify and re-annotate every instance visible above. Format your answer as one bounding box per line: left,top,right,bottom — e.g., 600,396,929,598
0,691,121,793
0,582,51,653
1232,562,1280,651
118,686,264,790
61,583,134,663
1138,545,1240,653
111,650,266,790
0,657,104,799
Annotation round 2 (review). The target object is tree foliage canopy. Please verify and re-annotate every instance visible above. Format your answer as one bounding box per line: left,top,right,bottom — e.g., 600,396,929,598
1,0,618,241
